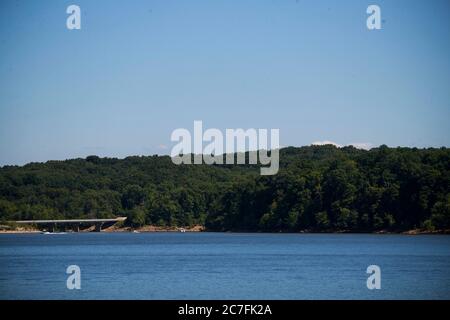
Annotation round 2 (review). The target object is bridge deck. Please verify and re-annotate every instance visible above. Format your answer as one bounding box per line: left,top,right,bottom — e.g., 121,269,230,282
14,217,127,224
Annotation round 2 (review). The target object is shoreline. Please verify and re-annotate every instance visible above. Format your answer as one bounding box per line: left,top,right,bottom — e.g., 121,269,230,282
0,225,449,235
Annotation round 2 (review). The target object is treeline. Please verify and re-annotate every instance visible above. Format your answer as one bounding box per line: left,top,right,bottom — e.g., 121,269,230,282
0,145,449,232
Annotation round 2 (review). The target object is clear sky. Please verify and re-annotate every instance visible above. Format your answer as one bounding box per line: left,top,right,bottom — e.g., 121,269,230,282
0,0,449,165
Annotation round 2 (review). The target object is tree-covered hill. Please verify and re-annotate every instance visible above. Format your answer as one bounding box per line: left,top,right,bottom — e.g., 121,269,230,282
0,145,449,232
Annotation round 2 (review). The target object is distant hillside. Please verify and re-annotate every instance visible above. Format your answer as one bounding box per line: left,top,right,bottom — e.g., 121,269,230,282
0,145,449,232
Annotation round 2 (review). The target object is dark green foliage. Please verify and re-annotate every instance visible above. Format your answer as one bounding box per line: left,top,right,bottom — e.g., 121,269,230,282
0,146,449,232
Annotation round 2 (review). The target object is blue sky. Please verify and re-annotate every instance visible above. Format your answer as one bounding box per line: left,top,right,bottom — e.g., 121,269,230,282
0,0,449,165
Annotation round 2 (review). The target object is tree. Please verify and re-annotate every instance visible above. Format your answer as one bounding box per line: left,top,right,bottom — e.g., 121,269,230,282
121,185,145,210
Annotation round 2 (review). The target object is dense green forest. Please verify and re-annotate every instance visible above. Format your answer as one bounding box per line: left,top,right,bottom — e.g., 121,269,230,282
0,145,449,232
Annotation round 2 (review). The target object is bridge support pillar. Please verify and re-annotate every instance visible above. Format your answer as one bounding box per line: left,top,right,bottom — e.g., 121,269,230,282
73,223,80,232
94,222,103,232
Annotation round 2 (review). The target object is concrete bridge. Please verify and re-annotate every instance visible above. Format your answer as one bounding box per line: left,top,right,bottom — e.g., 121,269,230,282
14,217,127,232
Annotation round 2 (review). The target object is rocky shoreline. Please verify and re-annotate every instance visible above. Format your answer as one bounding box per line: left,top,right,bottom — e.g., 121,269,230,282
0,225,449,234
0,224,205,234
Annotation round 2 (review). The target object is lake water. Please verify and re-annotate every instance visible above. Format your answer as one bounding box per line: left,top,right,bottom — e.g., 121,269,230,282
0,232,449,300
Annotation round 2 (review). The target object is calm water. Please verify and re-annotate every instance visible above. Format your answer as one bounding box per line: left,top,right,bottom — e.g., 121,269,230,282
0,232,449,300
